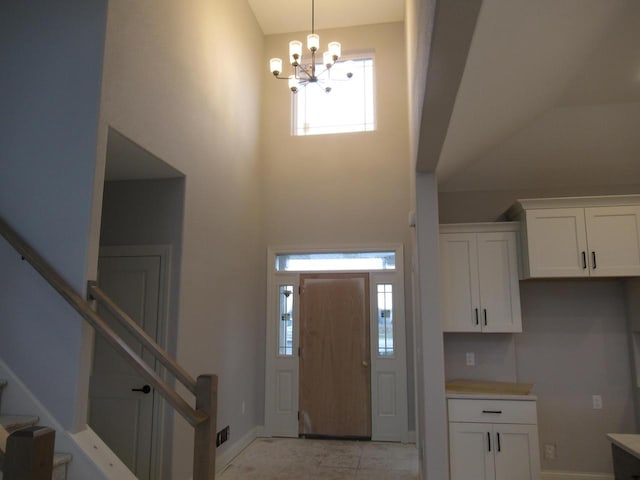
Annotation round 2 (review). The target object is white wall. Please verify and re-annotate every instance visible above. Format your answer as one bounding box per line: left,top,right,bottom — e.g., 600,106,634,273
261,21,415,430
97,1,266,477
0,0,107,430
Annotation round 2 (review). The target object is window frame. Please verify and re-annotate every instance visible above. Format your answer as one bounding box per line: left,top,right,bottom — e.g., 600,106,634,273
291,52,377,137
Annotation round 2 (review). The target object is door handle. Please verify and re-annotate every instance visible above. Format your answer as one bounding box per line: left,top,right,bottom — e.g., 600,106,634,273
592,251,597,269
483,309,487,326
131,384,151,394
474,308,479,325
362,361,369,367
582,251,587,269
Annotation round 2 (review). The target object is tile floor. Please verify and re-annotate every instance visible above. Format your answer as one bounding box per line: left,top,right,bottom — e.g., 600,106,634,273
218,437,418,480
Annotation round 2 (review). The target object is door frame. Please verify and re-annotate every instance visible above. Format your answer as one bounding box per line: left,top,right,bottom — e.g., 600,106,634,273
264,244,409,442
96,244,172,480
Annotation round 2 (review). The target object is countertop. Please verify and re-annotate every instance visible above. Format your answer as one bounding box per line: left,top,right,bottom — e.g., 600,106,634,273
445,379,535,400
608,433,640,459
447,392,538,401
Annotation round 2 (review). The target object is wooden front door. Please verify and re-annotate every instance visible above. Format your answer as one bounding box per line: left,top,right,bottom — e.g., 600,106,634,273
299,273,371,438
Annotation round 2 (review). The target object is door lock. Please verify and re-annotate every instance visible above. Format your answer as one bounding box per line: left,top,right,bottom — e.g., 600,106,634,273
131,384,151,394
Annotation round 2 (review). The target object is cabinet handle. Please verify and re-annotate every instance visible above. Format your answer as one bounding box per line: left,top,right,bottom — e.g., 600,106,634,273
474,308,479,325
487,432,491,452
482,410,503,414
497,432,501,452
483,309,487,326
581,251,587,269
592,251,597,269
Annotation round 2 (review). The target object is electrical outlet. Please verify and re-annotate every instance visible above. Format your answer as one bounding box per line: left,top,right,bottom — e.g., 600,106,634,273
466,352,475,366
592,395,603,409
543,443,556,460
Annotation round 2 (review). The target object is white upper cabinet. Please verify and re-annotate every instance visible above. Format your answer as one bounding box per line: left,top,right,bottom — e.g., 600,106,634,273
509,196,640,279
440,223,522,333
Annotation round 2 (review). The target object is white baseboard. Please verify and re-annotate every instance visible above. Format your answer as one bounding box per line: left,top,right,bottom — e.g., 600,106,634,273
542,471,614,480
216,425,261,473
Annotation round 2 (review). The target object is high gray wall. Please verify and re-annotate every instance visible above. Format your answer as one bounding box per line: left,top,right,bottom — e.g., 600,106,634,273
440,190,638,474
262,21,416,431
97,1,266,477
0,0,107,429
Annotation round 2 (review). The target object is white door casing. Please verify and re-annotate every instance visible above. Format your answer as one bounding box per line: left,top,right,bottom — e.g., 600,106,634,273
264,245,408,442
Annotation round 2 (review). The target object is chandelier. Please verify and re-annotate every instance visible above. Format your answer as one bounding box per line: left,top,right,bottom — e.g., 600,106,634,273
269,0,353,93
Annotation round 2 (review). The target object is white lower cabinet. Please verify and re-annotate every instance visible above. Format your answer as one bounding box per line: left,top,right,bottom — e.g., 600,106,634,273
448,398,541,480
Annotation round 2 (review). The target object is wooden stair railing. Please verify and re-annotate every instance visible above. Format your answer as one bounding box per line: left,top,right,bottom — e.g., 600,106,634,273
0,216,217,479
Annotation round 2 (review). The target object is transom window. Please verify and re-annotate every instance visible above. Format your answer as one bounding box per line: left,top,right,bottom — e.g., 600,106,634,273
275,251,395,272
292,56,375,136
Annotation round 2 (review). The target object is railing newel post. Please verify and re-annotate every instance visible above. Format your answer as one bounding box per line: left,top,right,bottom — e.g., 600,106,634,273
194,374,218,480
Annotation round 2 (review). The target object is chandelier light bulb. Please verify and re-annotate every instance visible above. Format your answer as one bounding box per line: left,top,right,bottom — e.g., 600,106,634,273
344,59,355,78
328,42,341,61
288,75,299,93
323,51,333,68
289,40,303,65
270,58,283,76
307,34,320,52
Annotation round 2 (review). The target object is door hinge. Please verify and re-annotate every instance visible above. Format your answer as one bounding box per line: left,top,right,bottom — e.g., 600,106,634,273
297,411,300,421
298,285,302,295
298,347,301,357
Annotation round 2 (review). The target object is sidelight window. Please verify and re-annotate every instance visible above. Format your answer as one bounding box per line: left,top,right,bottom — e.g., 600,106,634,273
278,285,294,356
377,283,394,356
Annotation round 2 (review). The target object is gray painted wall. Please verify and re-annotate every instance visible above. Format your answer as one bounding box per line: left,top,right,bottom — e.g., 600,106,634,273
98,1,266,476
440,190,638,474
0,0,107,429
262,21,416,431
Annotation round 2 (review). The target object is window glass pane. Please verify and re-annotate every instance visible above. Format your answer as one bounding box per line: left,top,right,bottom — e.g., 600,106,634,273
275,251,395,272
377,284,394,356
293,57,375,136
278,285,294,356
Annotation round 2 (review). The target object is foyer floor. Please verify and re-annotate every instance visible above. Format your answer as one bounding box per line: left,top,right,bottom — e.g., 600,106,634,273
218,437,418,480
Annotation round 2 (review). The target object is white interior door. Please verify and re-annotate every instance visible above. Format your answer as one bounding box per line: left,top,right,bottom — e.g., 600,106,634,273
89,254,161,479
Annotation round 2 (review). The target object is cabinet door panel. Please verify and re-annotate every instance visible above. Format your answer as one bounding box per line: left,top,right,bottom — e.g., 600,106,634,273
493,424,540,480
449,423,494,480
440,234,481,332
585,206,640,277
525,208,589,277
477,232,522,333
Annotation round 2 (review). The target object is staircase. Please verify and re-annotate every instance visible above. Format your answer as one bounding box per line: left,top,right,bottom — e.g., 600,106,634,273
0,379,72,480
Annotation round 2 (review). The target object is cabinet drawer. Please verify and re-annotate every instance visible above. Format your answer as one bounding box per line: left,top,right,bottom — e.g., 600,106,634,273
448,398,537,424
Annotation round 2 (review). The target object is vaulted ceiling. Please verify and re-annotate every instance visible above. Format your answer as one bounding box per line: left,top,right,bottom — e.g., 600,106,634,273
435,0,640,192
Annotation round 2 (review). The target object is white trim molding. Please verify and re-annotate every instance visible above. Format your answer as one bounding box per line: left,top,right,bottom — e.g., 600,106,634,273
215,426,261,474
542,471,614,480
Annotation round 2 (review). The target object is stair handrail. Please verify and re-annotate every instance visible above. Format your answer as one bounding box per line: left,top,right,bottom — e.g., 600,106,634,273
87,281,198,395
0,216,217,479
